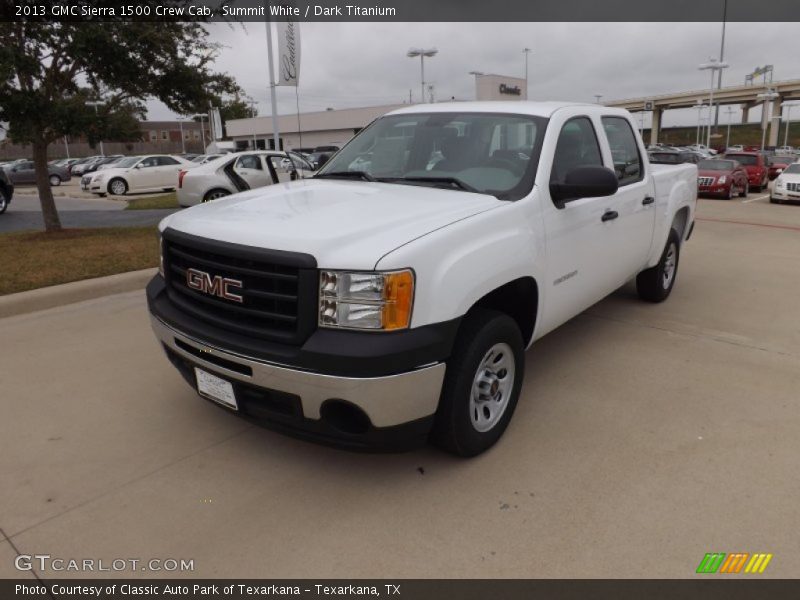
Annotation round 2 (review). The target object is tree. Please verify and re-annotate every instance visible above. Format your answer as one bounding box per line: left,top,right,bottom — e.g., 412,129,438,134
0,3,239,231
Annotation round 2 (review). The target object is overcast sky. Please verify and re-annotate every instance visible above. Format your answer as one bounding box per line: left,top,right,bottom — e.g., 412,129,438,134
147,21,799,128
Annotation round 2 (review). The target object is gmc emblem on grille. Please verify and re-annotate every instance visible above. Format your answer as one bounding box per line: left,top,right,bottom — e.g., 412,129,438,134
186,268,244,303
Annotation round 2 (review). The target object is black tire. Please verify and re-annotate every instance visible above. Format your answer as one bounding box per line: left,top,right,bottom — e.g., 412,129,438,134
108,178,128,196
726,185,734,200
0,191,8,214
738,182,748,198
203,188,230,202
432,309,525,457
636,228,681,303
770,196,779,204
49,174,62,187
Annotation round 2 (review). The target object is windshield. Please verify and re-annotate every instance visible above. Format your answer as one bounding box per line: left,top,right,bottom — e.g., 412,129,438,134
115,157,141,168
784,164,800,174
699,159,735,171
317,112,547,200
727,154,757,165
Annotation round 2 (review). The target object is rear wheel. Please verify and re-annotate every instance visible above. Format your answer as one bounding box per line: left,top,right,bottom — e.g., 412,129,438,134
738,182,748,198
108,178,128,196
726,185,734,200
49,174,62,187
203,189,230,202
636,228,680,303
0,192,8,214
432,309,524,457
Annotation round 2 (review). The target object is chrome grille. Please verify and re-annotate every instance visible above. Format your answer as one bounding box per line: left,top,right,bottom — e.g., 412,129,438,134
698,177,715,187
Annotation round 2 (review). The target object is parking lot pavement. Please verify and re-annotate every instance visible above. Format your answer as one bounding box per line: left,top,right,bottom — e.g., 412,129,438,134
7,194,124,212
14,179,169,202
1,197,799,579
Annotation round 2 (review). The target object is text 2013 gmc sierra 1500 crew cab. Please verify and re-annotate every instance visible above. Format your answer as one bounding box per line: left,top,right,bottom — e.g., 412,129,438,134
147,102,697,456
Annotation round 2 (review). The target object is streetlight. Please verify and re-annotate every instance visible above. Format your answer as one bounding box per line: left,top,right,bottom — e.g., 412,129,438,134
522,48,532,99
176,117,187,154
725,106,735,150
692,102,707,146
594,94,603,105
698,58,729,148
192,114,207,150
780,100,800,148
757,88,780,151
85,100,105,156
407,47,438,104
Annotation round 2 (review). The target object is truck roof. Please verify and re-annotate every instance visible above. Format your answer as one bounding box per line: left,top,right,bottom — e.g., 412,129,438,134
387,101,628,119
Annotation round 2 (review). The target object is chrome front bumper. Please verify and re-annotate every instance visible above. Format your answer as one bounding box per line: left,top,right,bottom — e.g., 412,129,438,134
150,315,446,428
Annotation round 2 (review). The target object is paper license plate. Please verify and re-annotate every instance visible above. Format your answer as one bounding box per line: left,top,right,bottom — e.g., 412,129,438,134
195,368,238,410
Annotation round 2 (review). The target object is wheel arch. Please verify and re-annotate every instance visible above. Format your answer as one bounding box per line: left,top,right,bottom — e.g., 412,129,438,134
107,176,128,194
672,206,691,242
468,276,539,347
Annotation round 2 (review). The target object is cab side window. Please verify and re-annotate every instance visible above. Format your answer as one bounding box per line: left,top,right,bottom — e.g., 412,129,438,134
158,156,180,166
140,157,159,168
550,117,603,186
602,116,643,186
235,155,263,170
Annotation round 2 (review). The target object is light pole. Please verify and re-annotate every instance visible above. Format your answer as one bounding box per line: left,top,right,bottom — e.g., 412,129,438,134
698,58,729,148
176,117,186,154
193,114,207,150
594,94,603,105
692,102,706,146
757,89,779,151
725,106,735,150
407,48,438,104
522,47,532,100
85,100,105,156
780,101,800,148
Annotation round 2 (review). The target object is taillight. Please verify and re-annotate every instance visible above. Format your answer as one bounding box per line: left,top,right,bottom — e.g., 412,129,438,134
178,170,187,189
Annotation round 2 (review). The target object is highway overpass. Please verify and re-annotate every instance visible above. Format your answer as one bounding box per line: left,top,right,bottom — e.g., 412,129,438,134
606,79,800,146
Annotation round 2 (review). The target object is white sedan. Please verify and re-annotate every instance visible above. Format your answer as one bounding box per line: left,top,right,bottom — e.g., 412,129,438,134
177,151,313,207
84,155,196,196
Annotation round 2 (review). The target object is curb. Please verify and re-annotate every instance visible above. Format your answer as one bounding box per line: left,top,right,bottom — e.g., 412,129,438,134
0,268,157,319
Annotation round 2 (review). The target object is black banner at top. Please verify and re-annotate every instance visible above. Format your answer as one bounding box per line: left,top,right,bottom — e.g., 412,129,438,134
2,0,800,22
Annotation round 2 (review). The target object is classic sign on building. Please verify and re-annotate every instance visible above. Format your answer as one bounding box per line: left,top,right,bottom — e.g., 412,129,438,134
474,74,528,101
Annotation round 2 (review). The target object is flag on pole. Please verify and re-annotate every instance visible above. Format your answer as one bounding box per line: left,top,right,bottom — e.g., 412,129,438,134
275,16,300,87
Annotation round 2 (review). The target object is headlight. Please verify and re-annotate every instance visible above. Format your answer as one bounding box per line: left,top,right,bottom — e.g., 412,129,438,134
319,269,414,331
158,235,164,278
717,175,727,184
776,179,784,188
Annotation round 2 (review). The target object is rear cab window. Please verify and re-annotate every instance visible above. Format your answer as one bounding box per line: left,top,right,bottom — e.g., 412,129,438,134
601,116,644,185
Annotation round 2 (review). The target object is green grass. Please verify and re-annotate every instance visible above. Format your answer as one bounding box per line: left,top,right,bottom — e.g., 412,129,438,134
125,192,179,210
0,227,159,295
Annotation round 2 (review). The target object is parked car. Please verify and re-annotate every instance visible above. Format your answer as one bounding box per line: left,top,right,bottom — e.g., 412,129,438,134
697,159,749,199
4,160,71,186
770,162,800,204
723,152,769,191
278,151,316,173
177,151,306,207
774,145,796,155
0,165,14,214
726,145,744,153
312,145,340,153
84,155,125,174
148,102,697,456
687,144,717,156
648,150,701,165
70,156,104,176
307,151,334,169
83,155,196,196
767,155,796,180
190,154,224,164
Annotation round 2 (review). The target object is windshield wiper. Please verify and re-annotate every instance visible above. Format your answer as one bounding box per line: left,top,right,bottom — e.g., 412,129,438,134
387,176,479,193
315,170,375,182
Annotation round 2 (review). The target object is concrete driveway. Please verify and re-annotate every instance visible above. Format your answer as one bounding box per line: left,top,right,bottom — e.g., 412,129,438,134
1,194,799,579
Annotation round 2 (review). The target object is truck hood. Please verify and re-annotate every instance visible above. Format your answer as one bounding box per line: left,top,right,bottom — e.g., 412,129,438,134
160,178,502,269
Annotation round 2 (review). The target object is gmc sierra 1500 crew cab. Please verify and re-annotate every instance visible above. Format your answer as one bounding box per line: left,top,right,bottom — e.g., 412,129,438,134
147,102,697,457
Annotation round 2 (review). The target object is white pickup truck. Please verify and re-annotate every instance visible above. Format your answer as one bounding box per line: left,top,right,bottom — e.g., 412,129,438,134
147,102,697,456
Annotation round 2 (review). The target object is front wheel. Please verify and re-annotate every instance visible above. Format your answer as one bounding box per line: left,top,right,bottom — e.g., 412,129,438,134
636,228,680,303
0,192,8,214
432,309,524,457
739,182,748,198
108,178,128,196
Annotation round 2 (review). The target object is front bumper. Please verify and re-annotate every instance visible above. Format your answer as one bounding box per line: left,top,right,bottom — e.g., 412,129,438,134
698,184,730,196
771,187,800,202
147,276,455,451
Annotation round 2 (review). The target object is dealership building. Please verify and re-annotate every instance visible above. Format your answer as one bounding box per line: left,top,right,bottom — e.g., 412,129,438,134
225,74,528,152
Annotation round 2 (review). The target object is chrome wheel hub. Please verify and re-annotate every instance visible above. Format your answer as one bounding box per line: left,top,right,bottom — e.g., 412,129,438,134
662,243,677,289
470,342,515,433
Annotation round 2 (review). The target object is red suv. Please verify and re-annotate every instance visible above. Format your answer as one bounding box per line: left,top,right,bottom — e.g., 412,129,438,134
724,152,769,192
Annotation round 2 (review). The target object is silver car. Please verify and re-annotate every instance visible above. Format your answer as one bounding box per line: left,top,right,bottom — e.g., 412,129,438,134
4,160,71,186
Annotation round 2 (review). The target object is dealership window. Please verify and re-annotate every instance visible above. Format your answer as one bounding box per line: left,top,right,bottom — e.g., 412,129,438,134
161,130,168,140
149,131,158,141
550,117,603,186
193,130,200,140
601,116,644,185
184,131,191,140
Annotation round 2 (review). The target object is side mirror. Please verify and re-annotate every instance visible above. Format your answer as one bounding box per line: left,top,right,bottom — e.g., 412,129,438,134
550,165,619,208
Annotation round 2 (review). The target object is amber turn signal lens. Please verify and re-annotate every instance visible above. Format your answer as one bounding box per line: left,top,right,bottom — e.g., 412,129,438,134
382,270,414,330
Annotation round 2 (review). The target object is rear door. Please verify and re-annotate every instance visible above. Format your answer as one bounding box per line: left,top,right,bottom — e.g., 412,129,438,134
156,156,183,188
598,115,656,284
12,161,35,184
233,154,271,189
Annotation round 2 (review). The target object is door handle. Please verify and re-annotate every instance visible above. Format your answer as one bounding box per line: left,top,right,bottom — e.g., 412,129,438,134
642,196,655,206
601,210,619,222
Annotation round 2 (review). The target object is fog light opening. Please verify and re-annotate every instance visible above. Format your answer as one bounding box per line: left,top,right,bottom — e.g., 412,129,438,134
320,400,371,435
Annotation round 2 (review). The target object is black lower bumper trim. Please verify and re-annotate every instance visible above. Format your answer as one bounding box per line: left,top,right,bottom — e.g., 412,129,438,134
163,344,433,452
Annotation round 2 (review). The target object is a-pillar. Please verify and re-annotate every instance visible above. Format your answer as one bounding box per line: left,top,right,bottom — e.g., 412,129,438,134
650,108,662,145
